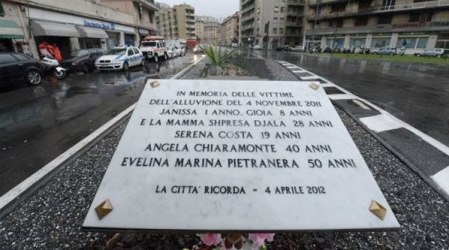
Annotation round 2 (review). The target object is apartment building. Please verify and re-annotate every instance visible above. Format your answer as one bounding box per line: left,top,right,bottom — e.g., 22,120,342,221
0,0,158,59
239,0,305,49
221,11,240,46
156,3,196,40
196,18,204,41
305,0,449,54
197,16,221,44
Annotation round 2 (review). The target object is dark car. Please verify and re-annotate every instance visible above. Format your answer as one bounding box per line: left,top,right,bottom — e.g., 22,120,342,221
0,52,48,87
61,48,104,73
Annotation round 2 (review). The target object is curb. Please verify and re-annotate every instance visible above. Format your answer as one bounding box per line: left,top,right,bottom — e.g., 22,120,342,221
278,60,449,201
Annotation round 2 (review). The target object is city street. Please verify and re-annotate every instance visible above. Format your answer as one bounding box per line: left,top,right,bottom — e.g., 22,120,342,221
0,54,201,196
262,51,449,147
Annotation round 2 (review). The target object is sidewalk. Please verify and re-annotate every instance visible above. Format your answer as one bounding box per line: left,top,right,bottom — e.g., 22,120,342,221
0,56,448,249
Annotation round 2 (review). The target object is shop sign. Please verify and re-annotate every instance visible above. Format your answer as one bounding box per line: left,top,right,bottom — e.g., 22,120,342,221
84,20,115,30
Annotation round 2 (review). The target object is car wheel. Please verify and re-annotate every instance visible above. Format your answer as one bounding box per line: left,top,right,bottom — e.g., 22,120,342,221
25,69,43,86
389,52,394,56
82,64,90,74
123,62,129,71
417,54,421,57
163,53,168,61
53,69,67,80
141,59,145,66
153,54,159,63
437,55,442,58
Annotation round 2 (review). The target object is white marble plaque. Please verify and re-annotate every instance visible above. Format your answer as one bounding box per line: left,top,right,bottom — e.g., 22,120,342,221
83,80,400,231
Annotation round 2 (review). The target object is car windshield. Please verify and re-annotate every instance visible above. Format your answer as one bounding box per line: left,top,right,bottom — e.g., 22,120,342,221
70,50,89,57
141,41,157,47
105,49,126,56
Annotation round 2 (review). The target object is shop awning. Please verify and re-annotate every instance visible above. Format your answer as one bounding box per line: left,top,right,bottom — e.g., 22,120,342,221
30,20,80,37
0,20,24,39
76,26,108,39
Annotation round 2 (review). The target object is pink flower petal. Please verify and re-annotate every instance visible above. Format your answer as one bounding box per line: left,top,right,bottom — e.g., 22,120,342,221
200,233,222,246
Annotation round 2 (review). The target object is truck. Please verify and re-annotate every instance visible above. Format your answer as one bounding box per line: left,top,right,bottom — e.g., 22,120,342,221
139,36,169,62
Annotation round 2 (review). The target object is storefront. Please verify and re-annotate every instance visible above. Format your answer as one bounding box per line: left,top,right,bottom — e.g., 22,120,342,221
76,26,108,49
0,19,24,52
28,7,138,55
106,31,120,48
396,33,429,54
371,33,392,49
30,20,80,59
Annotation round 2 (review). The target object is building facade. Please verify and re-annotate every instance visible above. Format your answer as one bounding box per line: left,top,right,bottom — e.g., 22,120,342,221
305,0,449,54
239,0,305,49
156,3,196,40
197,15,220,44
0,0,158,59
221,11,240,46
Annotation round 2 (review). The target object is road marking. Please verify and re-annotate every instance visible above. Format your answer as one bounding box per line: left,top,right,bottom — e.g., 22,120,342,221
300,75,321,80
327,93,357,100
292,70,306,73
0,56,206,212
352,99,372,110
431,167,449,197
360,114,403,133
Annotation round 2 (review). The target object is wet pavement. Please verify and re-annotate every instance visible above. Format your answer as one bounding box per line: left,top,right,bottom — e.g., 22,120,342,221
260,51,449,147
0,54,201,196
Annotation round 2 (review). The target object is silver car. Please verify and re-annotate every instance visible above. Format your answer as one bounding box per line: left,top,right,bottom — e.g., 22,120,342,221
414,48,445,57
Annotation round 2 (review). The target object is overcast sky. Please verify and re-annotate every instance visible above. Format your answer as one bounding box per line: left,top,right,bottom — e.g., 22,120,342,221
158,0,239,20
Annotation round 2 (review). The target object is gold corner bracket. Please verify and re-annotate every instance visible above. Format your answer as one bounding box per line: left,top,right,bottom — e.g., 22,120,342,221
95,199,113,220
369,200,387,220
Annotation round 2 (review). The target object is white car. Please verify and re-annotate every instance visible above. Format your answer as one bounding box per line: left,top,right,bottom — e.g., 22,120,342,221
95,47,144,71
166,45,176,58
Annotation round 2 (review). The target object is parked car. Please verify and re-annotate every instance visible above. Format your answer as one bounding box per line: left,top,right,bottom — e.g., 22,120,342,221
179,45,187,56
274,45,291,51
371,47,402,55
193,45,203,54
166,44,176,58
251,45,263,50
95,47,144,71
173,45,184,56
61,48,104,73
291,46,305,52
139,36,168,62
414,48,445,57
0,52,49,87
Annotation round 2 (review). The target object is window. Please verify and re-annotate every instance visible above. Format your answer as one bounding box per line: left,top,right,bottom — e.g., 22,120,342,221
416,37,428,48
329,20,343,28
378,15,392,25
149,12,154,23
0,2,4,16
397,38,417,48
359,0,372,10
12,53,29,61
372,38,390,48
409,13,421,22
331,3,346,13
355,17,368,26
273,28,277,34
127,49,134,56
0,54,17,64
279,28,284,34
280,7,285,13
132,48,139,54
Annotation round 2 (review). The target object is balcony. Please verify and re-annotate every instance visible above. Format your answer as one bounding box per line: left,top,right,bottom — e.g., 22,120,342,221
133,0,159,11
308,0,348,7
309,0,449,20
286,21,303,27
373,0,449,13
241,4,256,15
288,0,305,6
241,24,254,31
241,13,255,23
306,21,449,35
